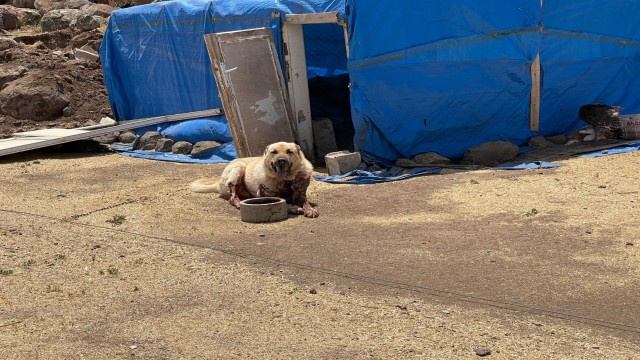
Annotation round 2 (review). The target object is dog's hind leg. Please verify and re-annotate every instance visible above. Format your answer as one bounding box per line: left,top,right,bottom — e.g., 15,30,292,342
220,165,246,208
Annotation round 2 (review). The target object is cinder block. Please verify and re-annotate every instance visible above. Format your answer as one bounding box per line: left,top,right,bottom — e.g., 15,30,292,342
324,150,361,175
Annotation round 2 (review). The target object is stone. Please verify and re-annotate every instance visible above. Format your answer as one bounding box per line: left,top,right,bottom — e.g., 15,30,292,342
39,9,82,32
475,348,491,357
92,132,119,144
394,158,418,167
312,117,339,159
117,131,136,144
62,106,72,116
546,134,567,145
191,140,221,156
154,138,174,152
133,131,162,150
528,135,553,149
0,37,18,51
82,3,114,18
0,72,70,121
0,5,22,30
34,0,91,14
99,116,116,126
108,0,155,7
171,141,193,155
462,141,519,166
0,64,28,89
5,0,36,9
325,150,361,175
412,152,451,165
17,7,40,25
73,13,100,32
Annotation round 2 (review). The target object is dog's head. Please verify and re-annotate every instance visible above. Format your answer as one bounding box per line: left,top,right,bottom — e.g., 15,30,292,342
263,142,305,180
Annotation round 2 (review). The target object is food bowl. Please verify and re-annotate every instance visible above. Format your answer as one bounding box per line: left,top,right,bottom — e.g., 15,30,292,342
239,197,287,223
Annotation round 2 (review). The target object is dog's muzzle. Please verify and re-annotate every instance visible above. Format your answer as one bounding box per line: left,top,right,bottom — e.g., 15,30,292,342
272,157,290,178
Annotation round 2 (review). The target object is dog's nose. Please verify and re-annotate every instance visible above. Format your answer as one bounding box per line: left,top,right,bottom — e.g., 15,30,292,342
276,157,288,166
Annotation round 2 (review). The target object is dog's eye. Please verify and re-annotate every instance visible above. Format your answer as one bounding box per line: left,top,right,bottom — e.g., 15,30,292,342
286,149,293,155
270,150,278,154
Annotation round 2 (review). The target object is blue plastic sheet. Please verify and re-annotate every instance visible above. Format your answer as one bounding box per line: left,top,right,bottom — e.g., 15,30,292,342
110,142,236,164
346,0,640,165
101,1,640,166
100,0,345,162
495,161,560,170
579,142,640,158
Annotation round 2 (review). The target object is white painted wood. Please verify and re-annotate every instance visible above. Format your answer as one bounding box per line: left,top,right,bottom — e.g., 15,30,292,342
13,129,89,138
0,108,222,157
204,29,297,158
282,22,315,160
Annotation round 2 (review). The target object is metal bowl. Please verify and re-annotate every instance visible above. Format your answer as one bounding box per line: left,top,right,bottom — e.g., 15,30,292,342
239,197,287,223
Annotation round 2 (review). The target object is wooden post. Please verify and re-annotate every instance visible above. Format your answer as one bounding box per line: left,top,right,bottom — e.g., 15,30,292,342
530,53,541,132
282,22,315,161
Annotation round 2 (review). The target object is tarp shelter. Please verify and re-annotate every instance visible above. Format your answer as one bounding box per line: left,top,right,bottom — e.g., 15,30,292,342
101,0,640,165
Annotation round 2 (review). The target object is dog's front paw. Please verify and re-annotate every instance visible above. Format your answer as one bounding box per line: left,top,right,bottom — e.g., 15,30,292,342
303,207,319,218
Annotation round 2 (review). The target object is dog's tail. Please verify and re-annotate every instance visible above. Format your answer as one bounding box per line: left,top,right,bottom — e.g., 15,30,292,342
189,178,220,193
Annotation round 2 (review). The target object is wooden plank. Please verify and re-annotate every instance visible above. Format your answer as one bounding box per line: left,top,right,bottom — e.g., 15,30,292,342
343,23,350,59
530,53,541,131
284,12,341,25
204,28,297,158
0,108,222,157
282,22,315,160
515,139,639,162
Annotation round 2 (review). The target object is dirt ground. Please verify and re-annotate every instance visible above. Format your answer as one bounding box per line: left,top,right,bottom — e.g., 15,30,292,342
1,147,639,359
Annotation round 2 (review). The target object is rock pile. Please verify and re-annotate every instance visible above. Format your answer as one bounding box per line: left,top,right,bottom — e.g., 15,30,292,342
94,130,223,157
0,0,157,139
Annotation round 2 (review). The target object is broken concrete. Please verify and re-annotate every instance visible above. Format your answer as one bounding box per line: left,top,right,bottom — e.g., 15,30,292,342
325,150,362,175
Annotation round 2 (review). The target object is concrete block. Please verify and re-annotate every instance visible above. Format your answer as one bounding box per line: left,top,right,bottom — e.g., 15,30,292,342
325,150,361,175
312,117,339,159
74,47,99,62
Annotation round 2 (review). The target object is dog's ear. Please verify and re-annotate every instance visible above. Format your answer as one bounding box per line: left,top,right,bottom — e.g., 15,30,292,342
264,144,271,156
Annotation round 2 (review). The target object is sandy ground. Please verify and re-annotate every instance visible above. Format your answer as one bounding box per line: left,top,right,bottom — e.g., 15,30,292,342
1,148,639,359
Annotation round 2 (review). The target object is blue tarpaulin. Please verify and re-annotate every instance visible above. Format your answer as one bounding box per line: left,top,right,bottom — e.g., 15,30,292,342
100,0,345,162
346,0,640,165
101,0,640,165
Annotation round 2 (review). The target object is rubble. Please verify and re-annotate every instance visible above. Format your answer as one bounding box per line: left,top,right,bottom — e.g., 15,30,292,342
0,0,129,139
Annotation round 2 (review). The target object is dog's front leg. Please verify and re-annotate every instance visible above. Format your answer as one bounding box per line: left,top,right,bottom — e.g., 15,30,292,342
228,182,242,208
291,175,319,218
